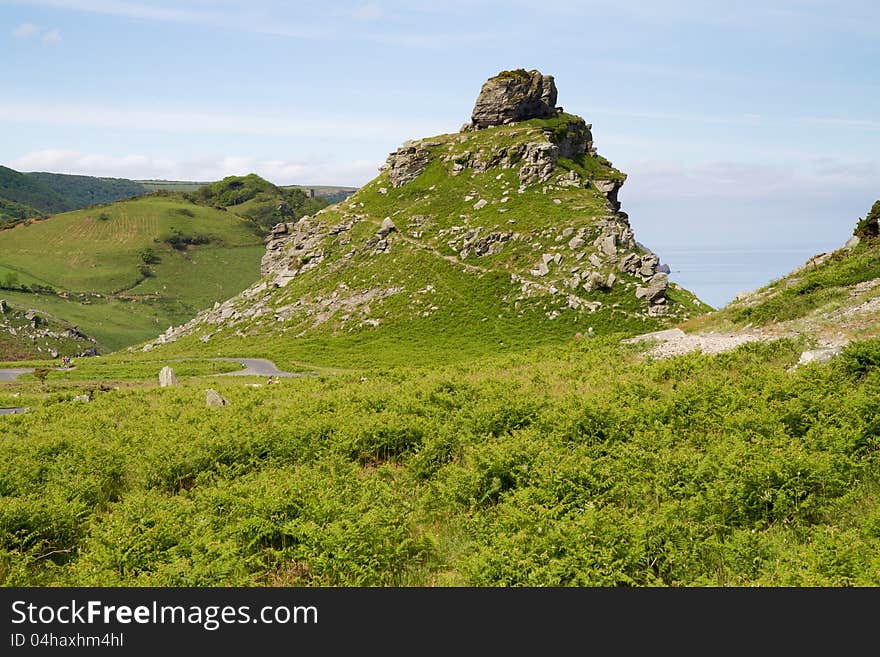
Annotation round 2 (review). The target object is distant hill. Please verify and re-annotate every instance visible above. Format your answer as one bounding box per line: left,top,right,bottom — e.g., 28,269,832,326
137,180,209,193
283,184,358,204
26,171,147,208
188,174,330,234
0,166,149,229
0,165,73,217
0,194,268,352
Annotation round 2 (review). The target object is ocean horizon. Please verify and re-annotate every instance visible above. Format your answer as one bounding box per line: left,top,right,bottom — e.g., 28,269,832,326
654,241,841,310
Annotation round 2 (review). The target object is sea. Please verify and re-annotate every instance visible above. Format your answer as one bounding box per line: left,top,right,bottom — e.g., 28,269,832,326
655,242,837,310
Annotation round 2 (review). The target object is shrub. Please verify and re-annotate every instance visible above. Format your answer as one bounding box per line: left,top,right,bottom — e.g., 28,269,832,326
840,338,880,378
138,247,161,265
853,200,880,239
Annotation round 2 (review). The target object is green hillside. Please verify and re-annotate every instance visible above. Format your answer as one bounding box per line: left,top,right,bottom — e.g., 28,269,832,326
0,197,41,228
189,173,329,234
0,195,266,352
25,171,147,208
0,165,73,215
141,111,708,368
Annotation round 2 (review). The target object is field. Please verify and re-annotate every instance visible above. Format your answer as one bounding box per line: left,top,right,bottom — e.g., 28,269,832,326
1,335,879,585
0,196,266,353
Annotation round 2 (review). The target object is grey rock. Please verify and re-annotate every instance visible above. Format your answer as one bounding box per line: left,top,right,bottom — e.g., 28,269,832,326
385,143,431,187
159,366,178,387
0,300,6,313
518,142,558,185
378,217,396,237
568,236,585,250
206,389,230,408
592,178,625,211
635,273,668,304
470,69,558,129
797,346,844,366
844,235,861,250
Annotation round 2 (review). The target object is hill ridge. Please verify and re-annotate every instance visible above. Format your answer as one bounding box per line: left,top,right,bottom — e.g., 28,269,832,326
137,70,709,364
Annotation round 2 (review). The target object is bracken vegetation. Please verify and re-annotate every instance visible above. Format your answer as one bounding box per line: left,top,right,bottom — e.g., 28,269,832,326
1,336,879,585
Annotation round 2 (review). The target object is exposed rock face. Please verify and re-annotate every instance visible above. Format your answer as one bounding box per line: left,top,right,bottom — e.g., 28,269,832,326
519,142,558,185
592,179,625,212
470,69,558,129
259,219,328,287
261,222,293,277
384,142,431,187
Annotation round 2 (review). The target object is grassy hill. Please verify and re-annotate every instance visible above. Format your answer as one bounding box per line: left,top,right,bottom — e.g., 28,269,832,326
0,165,73,217
0,166,151,229
188,173,329,234
0,194,267,354
25,171,147,208
139,112,708,369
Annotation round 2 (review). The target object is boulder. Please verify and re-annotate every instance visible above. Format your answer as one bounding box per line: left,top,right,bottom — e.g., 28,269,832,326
470,69,558,129
797,346,844,366
206,389,230,408
159,366,178,387
378,217,396,237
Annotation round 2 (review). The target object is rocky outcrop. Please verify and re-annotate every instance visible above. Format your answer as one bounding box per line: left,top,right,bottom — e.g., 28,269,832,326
519,142,558,185
592,179,625,212
470,69,558,129
384,142,431,187
260,218,328,287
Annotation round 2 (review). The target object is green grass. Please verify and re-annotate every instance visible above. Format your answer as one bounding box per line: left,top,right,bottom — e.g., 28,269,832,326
712,240,880,327
0,195,266,353
1,336,879,586
0,196,261,293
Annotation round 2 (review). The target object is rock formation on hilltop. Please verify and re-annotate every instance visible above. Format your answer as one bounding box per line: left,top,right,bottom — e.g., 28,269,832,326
140,70,707,354
469,69,559,130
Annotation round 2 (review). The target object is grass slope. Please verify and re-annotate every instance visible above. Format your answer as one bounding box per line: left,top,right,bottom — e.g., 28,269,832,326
0,195,266,353
144,113,708,368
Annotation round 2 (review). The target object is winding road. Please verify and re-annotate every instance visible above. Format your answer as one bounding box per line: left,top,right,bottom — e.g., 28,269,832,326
0,368,34,381
0,407,27,415
211,358,305,378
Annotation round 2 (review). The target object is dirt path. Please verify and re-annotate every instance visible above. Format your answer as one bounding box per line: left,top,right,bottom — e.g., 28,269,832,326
622,328,772,358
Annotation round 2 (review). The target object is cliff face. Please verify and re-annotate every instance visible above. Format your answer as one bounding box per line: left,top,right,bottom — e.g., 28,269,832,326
140,70,707,357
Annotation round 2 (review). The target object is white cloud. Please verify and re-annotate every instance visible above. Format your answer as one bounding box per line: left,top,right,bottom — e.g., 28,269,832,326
329,2,384,21
12,22,41,38
41,27,62,43
624,158,880,202
10,0,332,39
0,100,447,140
10,149,380,186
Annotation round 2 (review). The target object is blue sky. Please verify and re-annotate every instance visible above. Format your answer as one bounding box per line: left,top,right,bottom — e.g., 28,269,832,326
2,0,878,305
